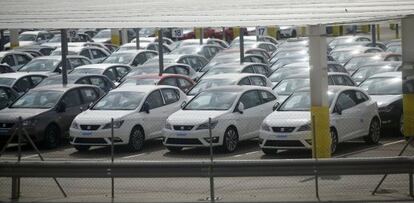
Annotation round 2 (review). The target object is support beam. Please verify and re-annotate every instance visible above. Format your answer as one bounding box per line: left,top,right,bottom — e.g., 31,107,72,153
111,29,120,46
200,28,204,45
0,30,4,51
401,16,414,138
134,28,140,50
396,24,400,39
308,24,331,158
10,29,19,49
239,28,244,64
376,24,381,41
371,25,377,47
158,29,164,77
121,29,128,45
60,29,68,85
267,26,279,40
222,27,226,41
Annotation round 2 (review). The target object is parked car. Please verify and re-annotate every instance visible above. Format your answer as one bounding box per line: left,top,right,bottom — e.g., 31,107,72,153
18,55,92,75
201,63,270,79
351,61,402,85
51,46,110,63
163,86,278,152
0,85,19,110
70,85,187,151
330,46,384,65
328,36,371,50
0,72,47,94
0,51,33,71
41,33,93,48
200,53,268,75
14,45,56,56
0,64,15,73
145,54,209,72
170,44,223,60
259,86,380,155
125,63,197,80
359,72,403,135
70,63,131,85
344,53,402,75
118,42,172,54
174,38,229,49
103,50,158,67
38,74,115,92
0,84,104,148
4,31,54,50
120,74,195,93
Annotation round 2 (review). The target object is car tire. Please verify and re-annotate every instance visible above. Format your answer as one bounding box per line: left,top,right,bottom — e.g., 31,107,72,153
221,127,238,153
330,128,338,155
42,124,60,149
127,127,145,152
262,148,278,155
363,118,381,144
166,146,183,152
291,30,297,38
74,145,90,152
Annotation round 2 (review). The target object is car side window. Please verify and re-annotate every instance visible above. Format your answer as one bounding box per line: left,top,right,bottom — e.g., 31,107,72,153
13,77,31,93
145,52,157,59
254,65,268,75
132,53,147,66
238,77,251,85
354,90,369,104
239,90,262,109
80,58,92,65
177,78,192,92
2,55,15,66
61,89,82,107
79,49,91,59
103,68,117,81
328,76,335,85
250,76,267,86
159,77,178,86
145,90,164,109
175,67,189,75
115,66,129,79
68,58,83,68
89,77,110,91
30,76,45,87
77,78,90,84
343,76,356,86
161,88,180,105
331,75,348,86
243,66,255,73
91,49,107,59
15,54,30,65
80,88,99,104
336,91,357,111
259,90,276,103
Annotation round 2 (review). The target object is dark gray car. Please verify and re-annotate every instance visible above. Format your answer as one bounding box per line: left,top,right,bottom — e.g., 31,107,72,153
0,84,104,148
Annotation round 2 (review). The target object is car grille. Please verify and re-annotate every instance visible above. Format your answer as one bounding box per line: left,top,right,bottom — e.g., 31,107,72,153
75,138,106,144
80,125,101,131
265,140,303,147
173,125,194,131
0,123,14,129
272,127,295,133
166,138,202,145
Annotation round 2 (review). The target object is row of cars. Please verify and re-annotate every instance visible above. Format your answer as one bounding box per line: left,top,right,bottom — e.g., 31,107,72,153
0,29,406,156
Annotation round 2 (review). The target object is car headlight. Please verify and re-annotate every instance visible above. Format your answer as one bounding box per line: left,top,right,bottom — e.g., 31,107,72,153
196,121,218,130
102,120,124,129
165,121,172,130
297,123,311,132
261,123,271,131
379,105,393,113
22,119,38,127
71,121,79,129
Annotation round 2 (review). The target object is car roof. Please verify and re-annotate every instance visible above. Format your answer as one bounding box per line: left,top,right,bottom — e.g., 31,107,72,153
31,84,96,92
75,63,127,70
298,85,363,93
211,62,266,70
114,49,154,54
368,71,401,78
0,72,47,79
114,84,172,93
358,61,401,67
206,85,271,93
32,55,85,60
127,73,192,80
21,31,47,35
202,73,263,80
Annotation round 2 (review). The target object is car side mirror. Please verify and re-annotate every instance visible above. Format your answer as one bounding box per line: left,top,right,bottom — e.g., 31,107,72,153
180,101,187,109
56,102,66,113
236,102,244,114
273,102,280,111
141,102,150,114
335,105,342,115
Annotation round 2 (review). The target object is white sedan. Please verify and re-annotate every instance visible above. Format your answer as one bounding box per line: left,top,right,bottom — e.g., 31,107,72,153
70,85,187,152
259,86,380,155
164,86,278,153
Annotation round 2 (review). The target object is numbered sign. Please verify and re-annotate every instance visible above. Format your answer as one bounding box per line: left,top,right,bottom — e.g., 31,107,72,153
172,28,184,38
68,30,77,38
256,26,267,36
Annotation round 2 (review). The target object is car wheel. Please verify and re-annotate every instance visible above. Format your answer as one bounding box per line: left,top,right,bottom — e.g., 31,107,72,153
42,124,60,149
330,128,338,154
262,148,278,155
74,145,90,152
127,127,145,152
166,146,183,152
222,127,238,153
363,118,381,144
291,30,297,38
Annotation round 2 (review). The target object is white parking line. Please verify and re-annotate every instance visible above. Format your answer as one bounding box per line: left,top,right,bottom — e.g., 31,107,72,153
22,154,39,159
335,139,405,158
122,153,149,159
383,139,405,146
232,151,257,158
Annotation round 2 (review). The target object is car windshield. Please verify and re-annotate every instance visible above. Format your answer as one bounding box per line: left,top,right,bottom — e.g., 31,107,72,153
18,34,36,41
94,30,110,38
274,78,309,95
330,50,356,64
19,59,60,72
103,53,135,64
204,68,239,77
359,77,402,95
70,68,103,75
352,65,395,83
92,91,145,110
121,78,159,86
272,50,307,61
188,78,237,95
38,77,77,86
345,56,380,72
145,57,175,65
48,35,61,42
279,91,334,111
11,90,62,109
185,91,238,111
269,68,308,83
0,78,16,86
387,45,401,53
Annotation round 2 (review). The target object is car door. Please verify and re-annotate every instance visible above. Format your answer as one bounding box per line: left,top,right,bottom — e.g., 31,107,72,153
238,77,251,85
332,90,360,141
349,90,371,137
79,87,100,108
236,90,263,139
79,49,92,60
114,66,130,81
58,88,83,131
1,55,17,70
131,53,147,66
29,75,46,88
103,67,118,83
160,87,182,126
13,76,32,94
257,89,277,118
141,89,165,138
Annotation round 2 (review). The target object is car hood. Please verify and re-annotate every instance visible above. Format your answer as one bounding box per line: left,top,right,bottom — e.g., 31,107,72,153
276,95,289,103
370,95,402,108
264,111,311,127
74,110,133,124
92,38,110,43
41,42,61,48
167,110,228,125
0,108,50,121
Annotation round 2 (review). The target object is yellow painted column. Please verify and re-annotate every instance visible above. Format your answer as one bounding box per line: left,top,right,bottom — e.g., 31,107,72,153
300,27,307,37
267,26,278,39
361,25,370,33
111,29,120,46
194,27,202,39
10,29,19,49
403,94,414,137
311,107,331,157
233,27,241,39
332,26,343,36
376,24,381,41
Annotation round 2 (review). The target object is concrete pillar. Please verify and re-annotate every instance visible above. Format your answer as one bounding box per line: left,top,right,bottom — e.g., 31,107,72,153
308,24,331,158
233,27,241,39
267,26,279,40
121,29,128,44
401,16,414,138
111,29,120,46
10,29,19,49
300,27,307,37
134,28,140,50
332,25,343,36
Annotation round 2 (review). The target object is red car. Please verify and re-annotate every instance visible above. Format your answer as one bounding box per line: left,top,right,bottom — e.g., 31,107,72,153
119,73,195,93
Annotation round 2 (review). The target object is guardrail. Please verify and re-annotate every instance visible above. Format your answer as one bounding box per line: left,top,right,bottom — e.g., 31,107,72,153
0,157,413,202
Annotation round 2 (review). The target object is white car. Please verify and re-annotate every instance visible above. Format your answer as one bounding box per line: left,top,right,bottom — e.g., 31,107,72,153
70,85,187,152
163,86,278,153
259,86,380,155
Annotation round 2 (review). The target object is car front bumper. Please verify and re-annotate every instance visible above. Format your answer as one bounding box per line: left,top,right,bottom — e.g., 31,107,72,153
259,129,312,150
